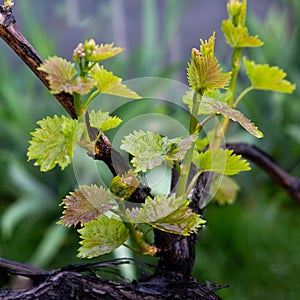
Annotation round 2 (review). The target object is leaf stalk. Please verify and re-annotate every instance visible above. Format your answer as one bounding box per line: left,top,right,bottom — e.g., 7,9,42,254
176,91,202,198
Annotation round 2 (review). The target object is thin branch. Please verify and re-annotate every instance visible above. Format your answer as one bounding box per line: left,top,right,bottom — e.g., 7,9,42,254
227,142,300,204
0,6,77,118
0,257,48,278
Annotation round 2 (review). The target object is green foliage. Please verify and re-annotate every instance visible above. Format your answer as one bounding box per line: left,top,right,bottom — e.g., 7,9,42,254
226,0,246,27
77,215,129,258
201,97,263,138
186,33,231,93
77,40,124,63
1,0,299,296
27,115,82,171
38,56,94,95
109,170,140,199
58,185,116,227
222,19,263,48
183,92,263,138
244,58,296,93
89,110,122,132
120,130,196,172
193,148,250,175
222,0,263,48
128,194,205,235
91,66,141,99
195,2,300,298
38,39,140,116
58,180,205,255
23,0,296,265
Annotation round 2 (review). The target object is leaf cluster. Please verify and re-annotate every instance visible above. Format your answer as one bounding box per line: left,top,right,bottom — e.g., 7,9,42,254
27,111,121,172
180,0,295,206
120,130,196,172
29,39,142,172
58,181,205,257
26,0,296,260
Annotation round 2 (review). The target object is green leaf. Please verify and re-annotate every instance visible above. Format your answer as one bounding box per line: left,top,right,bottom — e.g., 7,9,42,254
109,170,140,199
92,66,141,99
70,77,95,94
27,115,82,172
222,19,263,48
244,58,296,93
38,56,94,94
199,97,264,138
226,0,246,27
77,215,129,258
83,40,124,62
212,176,240,205
89,110,122,132
121,130,162,172
199,32,216,57
58,185,116,227
183,89,231,113
183,91,263,138
195,136,209,152
38,56,76,93
166,135,197,161
193,148,251,175
205,89,232,104
187,49,231,93
128,194,205,236
120,131,196,172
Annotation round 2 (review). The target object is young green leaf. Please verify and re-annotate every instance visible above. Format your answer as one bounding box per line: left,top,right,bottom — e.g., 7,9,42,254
226,0,247,27
183,92,263,138
77,215,129,258
38,56,94,94
128,194,205,236
200,97,264,138
109,170,140,199
27,115,82,172
58,185,116,227
187,48,231,93
70,77,95,95
199,32,216,57
89,110,122,132
169,135,197,160
121,130,162,172
193,148,251,175
183,89,232,113
211,176,240,205
244,58,296,93
92,66,141,99
120,131,196,172
222,19,263,48
82,39,124,62
195,136,209,152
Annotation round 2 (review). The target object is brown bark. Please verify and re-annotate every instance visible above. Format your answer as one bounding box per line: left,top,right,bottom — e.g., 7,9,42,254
0,258,224,300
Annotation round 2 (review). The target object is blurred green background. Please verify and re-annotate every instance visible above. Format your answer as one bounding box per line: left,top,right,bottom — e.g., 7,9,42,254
0,0,299,299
